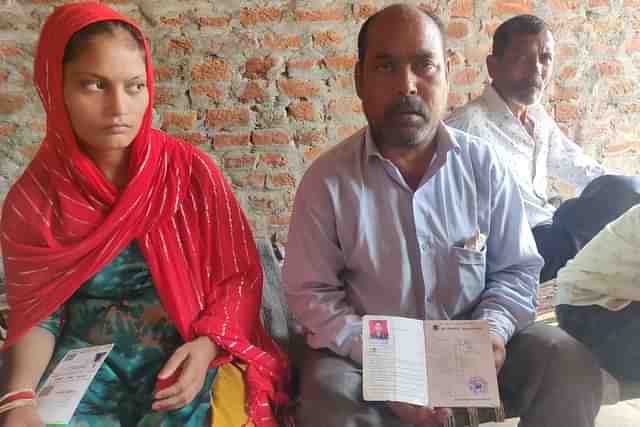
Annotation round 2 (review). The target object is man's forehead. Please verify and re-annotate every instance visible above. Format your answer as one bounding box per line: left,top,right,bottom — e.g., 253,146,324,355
507,30,555,52
365,13,444,59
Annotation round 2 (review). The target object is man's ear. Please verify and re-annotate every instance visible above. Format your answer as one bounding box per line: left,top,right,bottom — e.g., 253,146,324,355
354,61,363,99
486,54,498,81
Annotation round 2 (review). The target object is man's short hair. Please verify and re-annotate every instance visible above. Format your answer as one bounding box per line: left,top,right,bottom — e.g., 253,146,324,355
492,15,548,58
357,6,447,63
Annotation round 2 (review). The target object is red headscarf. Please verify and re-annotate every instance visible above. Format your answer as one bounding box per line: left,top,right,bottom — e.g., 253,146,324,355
0,2,288,425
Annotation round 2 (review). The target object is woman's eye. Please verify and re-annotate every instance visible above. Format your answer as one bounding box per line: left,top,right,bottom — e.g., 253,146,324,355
82,80,106,91
127,82,147,93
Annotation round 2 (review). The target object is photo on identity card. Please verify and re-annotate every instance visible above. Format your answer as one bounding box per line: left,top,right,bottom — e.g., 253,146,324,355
362,316,500,409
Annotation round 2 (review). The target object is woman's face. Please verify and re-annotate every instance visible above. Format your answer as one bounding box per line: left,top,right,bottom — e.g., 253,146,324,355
63,29,148,156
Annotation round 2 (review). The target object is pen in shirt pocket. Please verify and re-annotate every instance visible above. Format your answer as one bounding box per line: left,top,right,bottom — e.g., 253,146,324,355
463,229,487,251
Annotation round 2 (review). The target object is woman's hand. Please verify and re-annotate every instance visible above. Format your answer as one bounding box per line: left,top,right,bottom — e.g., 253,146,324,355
0,405,45,427
152,336,218,412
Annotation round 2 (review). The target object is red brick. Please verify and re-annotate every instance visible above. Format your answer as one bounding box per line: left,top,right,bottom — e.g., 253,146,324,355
267,173,296,189
154,86,179,106
198,16,231,28
212,132,251,148
287,101,320,121
625,37,640,54
155,65,179,82
550,86,578,102
631,16,640,32
240,7,283,27
621,104,640,114
168,37,193,55
206,108,251,128
354,3,378,20
262,33,303,50
248,194,278,211
624,0,640,6
549,0,580,11
313,30,345,49
223,153,257,169
295,8,344,22
191,59,232,81
258,152,288,168
493,0,533,15
555,103,579,122
162,112,197,131
231,172,267,189
603,140,640,156
417,2,438,13
556,44,579,59
559,65,577,80
240,81,268,103
0,94,26,114
175,132,209,145
287,57,320,72
328,97,363,116
596,60,624,77
609,80,634,97
589,0,610,6
450,0,474,17
333,75,355,90
452,68,481,86
324,54,358,71
0,122,17,137
159,15,187,28
244,56,276,79
447,21,470,39
278,79,322,98
252,130,290,146
0,44,25,58
270,214,291,226
191,84,224,102
592,16,625,33
296,129,327,146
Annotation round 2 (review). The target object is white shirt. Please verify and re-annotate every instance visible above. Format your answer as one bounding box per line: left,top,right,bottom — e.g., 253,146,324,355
282,124,542,363
446,85,605,227
554,204,640,311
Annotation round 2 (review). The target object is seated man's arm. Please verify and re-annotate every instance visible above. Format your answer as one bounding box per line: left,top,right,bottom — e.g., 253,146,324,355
472,156,544,344
547,124,607,194
282,168,363,364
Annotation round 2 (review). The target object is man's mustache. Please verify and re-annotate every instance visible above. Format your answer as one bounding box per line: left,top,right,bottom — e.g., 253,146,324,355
385,96,429,119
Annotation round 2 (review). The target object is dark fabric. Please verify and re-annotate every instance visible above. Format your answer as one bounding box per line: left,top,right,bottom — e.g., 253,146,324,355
557,302,640,382
498,323,602,427
296,323,602,427
533,174,640,282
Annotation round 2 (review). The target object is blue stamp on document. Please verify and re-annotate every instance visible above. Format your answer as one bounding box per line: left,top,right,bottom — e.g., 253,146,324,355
468,376,488,394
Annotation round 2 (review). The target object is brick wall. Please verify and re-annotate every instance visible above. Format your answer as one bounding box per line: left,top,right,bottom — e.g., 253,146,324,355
1,0,639,242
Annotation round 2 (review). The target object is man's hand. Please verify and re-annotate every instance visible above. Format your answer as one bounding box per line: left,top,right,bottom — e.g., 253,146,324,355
0,405,45,427
490,334,506,373
152,336,218,412
387,402,451,426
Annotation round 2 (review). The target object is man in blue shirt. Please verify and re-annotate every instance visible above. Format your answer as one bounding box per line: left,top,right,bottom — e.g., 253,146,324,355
283,4,602,426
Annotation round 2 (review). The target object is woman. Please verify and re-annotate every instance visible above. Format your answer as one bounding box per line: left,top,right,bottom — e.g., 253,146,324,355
0,2,288,426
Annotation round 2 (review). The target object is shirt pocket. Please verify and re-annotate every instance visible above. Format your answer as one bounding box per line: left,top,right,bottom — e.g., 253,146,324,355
441,246,487,318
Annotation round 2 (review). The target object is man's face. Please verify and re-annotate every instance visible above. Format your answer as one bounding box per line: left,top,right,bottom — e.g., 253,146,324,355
355,8,448,148
489,30,554,107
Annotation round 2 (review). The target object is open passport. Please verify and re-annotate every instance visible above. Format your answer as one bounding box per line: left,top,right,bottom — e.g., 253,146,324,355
362,316,500,408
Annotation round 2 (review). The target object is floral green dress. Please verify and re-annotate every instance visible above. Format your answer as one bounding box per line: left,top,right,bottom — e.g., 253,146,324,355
39,242,216,427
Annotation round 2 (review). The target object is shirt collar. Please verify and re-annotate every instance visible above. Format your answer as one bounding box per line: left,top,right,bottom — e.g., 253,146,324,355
364,122,460,161
482,84,545,122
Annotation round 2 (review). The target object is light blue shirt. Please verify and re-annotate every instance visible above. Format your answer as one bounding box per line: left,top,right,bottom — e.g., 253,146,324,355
282,123,543,363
